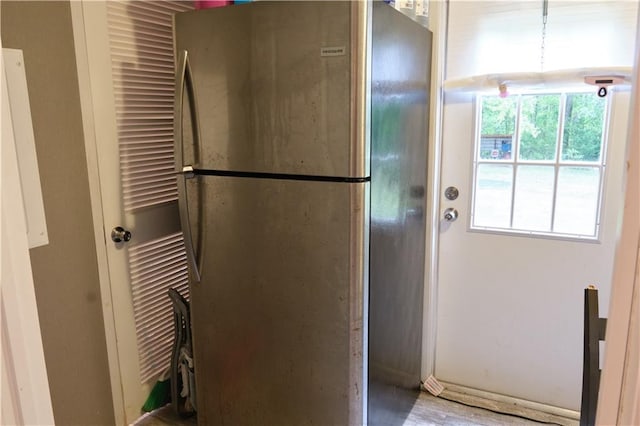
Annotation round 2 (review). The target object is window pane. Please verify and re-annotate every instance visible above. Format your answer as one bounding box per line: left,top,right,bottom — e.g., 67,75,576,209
473,164,513,228
553,167,600,236
513,166,555,231
562,93,606,162
479,96,516,160
518,94,560,161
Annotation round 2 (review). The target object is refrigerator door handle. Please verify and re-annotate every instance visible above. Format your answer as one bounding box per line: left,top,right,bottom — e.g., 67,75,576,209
175,50,203,282
175,49,202,171
177,168,202,282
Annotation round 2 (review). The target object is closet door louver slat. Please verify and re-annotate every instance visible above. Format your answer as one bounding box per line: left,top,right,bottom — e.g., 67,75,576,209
129,232,190,384
106,0,194,385
107,0,193,211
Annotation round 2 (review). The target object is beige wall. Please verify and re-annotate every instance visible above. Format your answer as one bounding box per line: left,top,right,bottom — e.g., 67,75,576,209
1,1,115,424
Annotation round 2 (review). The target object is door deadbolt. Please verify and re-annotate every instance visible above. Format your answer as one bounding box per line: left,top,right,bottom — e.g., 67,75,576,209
111,226,132,243
443,208,459,222
445,186,459,201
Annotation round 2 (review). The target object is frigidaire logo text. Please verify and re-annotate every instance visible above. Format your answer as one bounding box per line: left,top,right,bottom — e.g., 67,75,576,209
320,46,347,56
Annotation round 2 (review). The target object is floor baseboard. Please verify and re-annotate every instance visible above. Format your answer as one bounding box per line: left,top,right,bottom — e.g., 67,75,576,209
431,381,580,426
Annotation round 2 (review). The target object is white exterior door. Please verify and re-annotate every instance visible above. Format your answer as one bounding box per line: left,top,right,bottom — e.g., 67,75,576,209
434,88,631,411
72,1,192,423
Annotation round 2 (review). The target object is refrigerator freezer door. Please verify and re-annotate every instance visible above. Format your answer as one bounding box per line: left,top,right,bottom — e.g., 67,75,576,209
189,176,368,425
174,1,369,178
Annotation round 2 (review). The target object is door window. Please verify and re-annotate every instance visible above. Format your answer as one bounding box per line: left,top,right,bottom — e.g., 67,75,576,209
471,91,608,239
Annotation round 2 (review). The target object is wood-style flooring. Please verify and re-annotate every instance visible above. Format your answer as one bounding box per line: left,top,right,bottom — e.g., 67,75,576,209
135,391,566,425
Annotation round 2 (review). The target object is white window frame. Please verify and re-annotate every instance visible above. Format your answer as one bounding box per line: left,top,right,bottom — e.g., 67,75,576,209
469,89,611,242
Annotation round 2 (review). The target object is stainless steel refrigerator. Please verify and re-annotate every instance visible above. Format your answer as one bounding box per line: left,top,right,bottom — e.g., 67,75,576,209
173,2,431,424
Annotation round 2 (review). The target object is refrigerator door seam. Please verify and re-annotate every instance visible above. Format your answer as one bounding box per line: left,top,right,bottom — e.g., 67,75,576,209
190,168,371,183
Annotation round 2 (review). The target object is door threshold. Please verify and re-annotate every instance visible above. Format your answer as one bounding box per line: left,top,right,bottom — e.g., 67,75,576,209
432,381,580,426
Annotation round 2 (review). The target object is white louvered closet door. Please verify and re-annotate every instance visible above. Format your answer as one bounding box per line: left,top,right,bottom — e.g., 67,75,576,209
74,1,193,423
106,0,192,384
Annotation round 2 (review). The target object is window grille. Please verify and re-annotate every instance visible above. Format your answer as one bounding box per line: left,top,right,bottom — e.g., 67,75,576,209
471,91,608,239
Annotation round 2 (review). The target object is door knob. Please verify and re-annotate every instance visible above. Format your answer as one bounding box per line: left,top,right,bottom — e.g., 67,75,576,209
111,226,132,243
443,208,458,222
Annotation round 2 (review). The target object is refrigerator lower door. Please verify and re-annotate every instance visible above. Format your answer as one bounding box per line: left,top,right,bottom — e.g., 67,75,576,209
189,176,368,425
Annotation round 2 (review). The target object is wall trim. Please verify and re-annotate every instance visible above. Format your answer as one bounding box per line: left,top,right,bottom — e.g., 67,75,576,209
438,381,580,423
422,0,448,379
1,47,55,425
69,2,125,423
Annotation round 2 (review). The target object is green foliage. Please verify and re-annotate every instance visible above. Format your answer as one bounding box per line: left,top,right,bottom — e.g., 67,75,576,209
518,94,560,161
562,93,605,161
479,93,605,162
481,97,516,136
